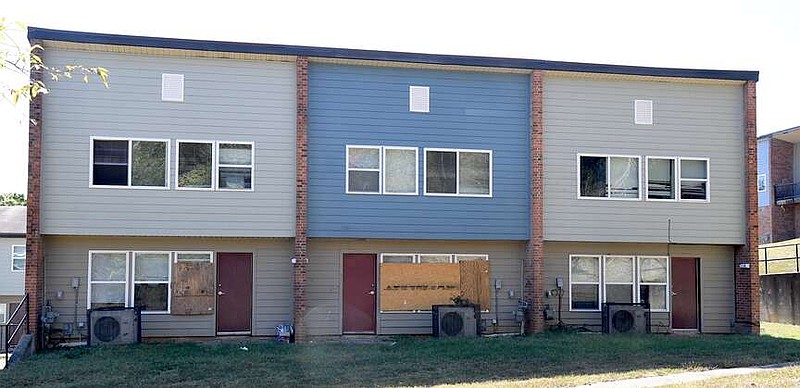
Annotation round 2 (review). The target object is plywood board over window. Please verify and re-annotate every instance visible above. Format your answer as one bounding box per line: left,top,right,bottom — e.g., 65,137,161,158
379,256,490,312
171,261,215,315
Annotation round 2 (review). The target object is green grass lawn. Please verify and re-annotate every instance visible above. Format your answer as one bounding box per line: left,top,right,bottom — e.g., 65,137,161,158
2,323,800,387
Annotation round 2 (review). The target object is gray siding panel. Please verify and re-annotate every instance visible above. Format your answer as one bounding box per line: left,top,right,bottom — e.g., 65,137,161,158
544,241,734,333
40,48,296,237
0,237,25,296
43,235,292,338
307,239,524,336
543,75,745,244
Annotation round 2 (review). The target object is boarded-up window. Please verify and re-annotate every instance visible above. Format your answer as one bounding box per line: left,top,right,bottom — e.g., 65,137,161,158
379,254,490,311
171,258,215,315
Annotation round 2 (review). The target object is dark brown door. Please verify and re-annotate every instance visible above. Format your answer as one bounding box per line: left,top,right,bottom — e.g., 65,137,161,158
342,253,377,334
216,252,253,334
671,257,699,330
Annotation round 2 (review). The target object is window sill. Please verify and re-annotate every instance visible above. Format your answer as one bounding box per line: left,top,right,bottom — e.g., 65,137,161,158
424,193,493,198
90,185,170,190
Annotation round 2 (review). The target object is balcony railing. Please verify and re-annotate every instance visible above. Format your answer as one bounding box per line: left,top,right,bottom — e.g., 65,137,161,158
774,182,800,205
2,293,29,362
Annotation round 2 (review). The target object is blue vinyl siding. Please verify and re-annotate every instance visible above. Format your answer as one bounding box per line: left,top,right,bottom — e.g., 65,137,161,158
308,64,530,240
758,139,769,207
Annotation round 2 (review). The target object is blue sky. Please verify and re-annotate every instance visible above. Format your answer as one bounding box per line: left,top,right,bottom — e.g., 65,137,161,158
1,0,798,193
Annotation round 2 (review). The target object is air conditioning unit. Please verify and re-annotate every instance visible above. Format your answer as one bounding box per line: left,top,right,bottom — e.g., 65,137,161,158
87,307,142,346
432,305,480,337
602,303,650,334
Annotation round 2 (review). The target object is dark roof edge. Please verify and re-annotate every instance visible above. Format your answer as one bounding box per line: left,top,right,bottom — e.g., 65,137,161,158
0,233,25,238
29,27,759,82
759,125,800,140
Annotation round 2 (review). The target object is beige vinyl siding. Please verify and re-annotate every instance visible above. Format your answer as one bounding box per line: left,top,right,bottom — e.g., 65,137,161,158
0,237,25,297
307,239,525,336
544,241,735,333
542,75,745,244
40,48,296,237
43,235,292,338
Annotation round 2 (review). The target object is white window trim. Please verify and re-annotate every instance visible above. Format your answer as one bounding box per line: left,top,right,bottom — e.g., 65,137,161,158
89,136,170,190
10,244,25,273
569,255,602,312
576,153,642,201
602,255,636,304
758,173,767,193
379,253,416,263
132,251,172,315
454,254,489,262
0,303,6,324
346,145,382,195
176,139,216,191
678,157,711,203
174,251,215,263
645,156,679,202
423,148,493,198
382,146,419,196
216,141,256,192
638,256,671,313
87,251,131,310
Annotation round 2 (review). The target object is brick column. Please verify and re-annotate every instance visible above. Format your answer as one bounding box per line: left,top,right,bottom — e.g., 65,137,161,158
25,39,45,349
525,70,545,333
293,56,309,341
734,80,759,334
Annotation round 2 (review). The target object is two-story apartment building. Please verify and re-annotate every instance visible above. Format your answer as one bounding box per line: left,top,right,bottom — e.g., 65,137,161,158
24,27,759,344
0,206,26,326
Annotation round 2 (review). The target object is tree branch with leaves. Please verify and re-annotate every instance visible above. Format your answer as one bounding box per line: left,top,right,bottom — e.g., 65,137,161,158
1,18,110,104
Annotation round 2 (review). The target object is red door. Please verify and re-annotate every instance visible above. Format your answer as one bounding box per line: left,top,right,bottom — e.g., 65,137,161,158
216,252,253,334
342,254,377,334
671,257,699,330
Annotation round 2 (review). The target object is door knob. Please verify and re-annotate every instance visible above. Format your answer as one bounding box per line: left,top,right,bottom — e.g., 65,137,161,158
367,291,375,295
218,291,225,296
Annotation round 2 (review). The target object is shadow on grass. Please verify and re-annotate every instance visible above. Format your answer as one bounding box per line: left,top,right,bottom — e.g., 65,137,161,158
3,332,800,387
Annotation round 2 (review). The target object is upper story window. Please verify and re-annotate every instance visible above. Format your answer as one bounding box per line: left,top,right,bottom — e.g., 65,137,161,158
346,145,418,195
91,138,168,188
177,141,254,191
425,148,492,197
578,154,640,200
646,157,676,200
11,245,25,272
679,158,709,201
758,174,767,192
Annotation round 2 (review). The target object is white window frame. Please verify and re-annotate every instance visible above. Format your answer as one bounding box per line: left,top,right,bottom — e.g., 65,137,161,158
645,156,678,202
174,251,215,263
176,139,216,191
678,157,710,202
568,255,602,312
132,251,172,314
423,148,493,198
89,136,170,190
576,154,642,201
602,255,636,304
346,145,382,195
216,141,255,192
346,146,419,195
0,303,6,324
758,173,767,193
455,254,489,262
87,251,131,310
10,244,25,273
382,146,419,196
637,256,670,313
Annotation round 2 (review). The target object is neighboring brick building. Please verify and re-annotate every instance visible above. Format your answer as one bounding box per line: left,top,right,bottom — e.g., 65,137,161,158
758,126,800,244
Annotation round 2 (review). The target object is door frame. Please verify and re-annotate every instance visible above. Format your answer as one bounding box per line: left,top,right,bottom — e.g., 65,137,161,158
670,256,701,332
215,251,255,335
340,252,378,335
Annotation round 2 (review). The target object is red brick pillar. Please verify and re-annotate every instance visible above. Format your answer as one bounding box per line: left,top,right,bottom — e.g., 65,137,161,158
734,80,759,334
293,56,309,341
26,39,45,349
525,70,545,333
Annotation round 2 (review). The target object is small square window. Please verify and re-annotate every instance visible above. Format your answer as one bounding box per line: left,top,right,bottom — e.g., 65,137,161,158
758,174,767,193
